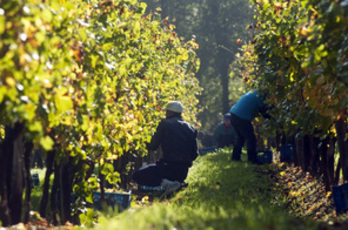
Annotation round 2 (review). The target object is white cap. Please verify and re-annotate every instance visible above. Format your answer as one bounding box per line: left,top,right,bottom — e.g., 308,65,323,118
163,101,183,113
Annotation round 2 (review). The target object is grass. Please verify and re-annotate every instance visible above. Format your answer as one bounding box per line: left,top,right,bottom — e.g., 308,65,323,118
88,149,324,230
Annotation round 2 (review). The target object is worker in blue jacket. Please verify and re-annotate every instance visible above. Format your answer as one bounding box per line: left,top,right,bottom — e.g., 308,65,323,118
229,90,270,163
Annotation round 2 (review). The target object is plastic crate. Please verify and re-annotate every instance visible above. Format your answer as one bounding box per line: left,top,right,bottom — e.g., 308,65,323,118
93,191,132,211
257,149,273,164
280,144,295,162
138,185,164,192
333,183,348,214
199,147,216,156
32,173,40,187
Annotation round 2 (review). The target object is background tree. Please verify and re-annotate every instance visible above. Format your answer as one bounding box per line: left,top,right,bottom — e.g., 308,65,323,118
142,0,255,131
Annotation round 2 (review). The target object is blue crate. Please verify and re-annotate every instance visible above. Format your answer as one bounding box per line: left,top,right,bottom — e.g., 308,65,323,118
138,185,164,192
333,183,348,214
32,173,40,187
93,191,131,211
257,149,273,164
199,146,216,156
280,144,295,162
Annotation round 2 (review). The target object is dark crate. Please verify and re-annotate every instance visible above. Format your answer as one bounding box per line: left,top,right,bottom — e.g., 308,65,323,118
257,149,273,164
333,183,348,214
32,173,40,187
199,147,216,156
280,144,295,162
93,191,132,211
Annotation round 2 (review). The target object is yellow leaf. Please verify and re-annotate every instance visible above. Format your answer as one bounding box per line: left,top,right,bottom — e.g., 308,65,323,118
43,79,53,88
326,191,332,198
5,77,16,87
289,190,300,197
141,196,149,204
181,51,189,61
289,73,294,82
291,120,298,125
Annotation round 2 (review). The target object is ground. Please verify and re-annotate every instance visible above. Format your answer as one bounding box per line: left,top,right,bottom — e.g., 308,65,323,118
131,161,348,229
3,161,348,229
259,162,348,229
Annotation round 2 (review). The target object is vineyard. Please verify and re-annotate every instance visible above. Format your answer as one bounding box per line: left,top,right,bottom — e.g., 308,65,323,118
1,0,348,229
233,0,348,191
0,0,200,226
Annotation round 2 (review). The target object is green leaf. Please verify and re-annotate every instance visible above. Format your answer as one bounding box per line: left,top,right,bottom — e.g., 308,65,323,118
0,15,5,34
88,177,98,189
40,135,54,150
106,171,120,185
86,194,93,204
28,121,42,132
101,163,114,175
0,86,7,103
55,94,73,114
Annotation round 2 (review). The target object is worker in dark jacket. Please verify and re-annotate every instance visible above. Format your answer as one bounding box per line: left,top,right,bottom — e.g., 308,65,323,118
229,90,270,163
132,101,198,195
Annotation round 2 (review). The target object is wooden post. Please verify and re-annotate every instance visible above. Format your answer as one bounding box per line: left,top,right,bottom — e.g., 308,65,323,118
335,116,348,182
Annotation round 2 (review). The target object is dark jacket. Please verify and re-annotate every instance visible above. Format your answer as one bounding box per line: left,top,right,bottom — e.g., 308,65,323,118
147,115,198,165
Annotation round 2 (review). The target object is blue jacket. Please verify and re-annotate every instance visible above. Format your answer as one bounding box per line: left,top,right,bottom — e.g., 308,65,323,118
147,115,198,165
230,90,267,121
